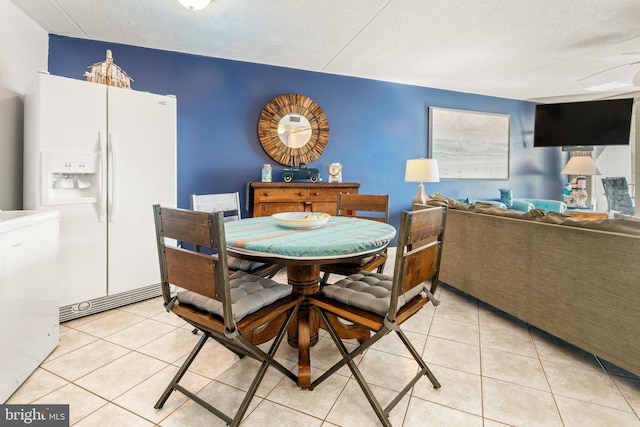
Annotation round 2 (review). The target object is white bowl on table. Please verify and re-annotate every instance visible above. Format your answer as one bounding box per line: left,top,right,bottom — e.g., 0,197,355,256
271,212,331,229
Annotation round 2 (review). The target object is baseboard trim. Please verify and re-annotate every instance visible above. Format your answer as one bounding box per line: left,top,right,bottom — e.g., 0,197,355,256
59,284,162,323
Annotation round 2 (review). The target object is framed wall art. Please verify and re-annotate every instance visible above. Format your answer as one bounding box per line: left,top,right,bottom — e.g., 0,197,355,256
428,107,510,179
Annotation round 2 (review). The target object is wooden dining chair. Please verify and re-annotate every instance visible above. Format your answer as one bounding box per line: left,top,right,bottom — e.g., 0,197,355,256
309,206,447,426
190,192,282,278
320,193,390,284
152,205,302,426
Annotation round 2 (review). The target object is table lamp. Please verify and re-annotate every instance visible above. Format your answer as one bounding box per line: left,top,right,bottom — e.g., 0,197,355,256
405,158,440,205
561,155,599,208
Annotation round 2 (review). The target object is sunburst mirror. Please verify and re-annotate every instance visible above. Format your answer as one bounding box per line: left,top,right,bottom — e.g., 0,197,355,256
257,94,330,166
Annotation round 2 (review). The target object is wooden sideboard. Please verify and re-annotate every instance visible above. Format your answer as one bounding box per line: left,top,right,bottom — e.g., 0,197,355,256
250,182,360,217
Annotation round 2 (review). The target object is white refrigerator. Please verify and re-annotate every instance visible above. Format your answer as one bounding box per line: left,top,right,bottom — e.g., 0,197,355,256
23,72,176,321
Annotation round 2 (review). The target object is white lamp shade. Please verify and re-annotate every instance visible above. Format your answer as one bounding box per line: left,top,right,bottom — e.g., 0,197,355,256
405,158,440,183
561,156,599,176
177,0,211,10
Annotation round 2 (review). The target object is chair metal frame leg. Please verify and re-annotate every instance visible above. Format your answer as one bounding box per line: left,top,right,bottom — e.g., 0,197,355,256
313,307,391,426
395,327,441,388
320,271,331,286
310,315,386,389
155,302,300,427
225,307,299,427
227,302,300,385
264,265,284,279
311,307,441,426
154,332,233,421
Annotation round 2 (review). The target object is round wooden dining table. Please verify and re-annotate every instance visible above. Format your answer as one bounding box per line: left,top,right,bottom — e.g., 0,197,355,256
224,215,396,387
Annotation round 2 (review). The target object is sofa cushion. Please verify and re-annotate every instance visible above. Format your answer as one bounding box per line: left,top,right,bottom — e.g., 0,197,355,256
515,198,567,213
427,193,472,210
512,200,535,212
473,203,547,220
428,193,568,214
426,192,640,237
469,199,507,209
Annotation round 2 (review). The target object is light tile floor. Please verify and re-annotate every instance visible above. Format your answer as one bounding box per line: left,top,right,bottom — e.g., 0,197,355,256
8,262,640,426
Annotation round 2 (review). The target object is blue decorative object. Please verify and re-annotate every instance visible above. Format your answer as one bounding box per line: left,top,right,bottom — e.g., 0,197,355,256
499,188,513,208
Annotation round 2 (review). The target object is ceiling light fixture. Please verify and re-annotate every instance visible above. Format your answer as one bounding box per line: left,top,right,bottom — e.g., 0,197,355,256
177,0,211,11
578,54,640,88
584,81,631,91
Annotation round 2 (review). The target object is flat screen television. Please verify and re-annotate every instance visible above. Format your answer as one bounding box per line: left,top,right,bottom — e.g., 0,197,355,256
533,98,633,148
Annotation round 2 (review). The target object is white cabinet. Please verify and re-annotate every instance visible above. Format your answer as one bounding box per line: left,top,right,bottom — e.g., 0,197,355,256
0,210,60,402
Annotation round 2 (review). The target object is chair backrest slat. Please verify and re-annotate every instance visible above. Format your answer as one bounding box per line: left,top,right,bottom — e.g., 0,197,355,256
191,192,242,222
165,246,218,299
160,206,213,249
407,211,443,245
402,242,438,294
337,193,390,223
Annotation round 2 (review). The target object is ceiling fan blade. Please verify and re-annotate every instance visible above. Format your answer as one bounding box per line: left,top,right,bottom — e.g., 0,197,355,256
578,61,640,82
596,88,640,100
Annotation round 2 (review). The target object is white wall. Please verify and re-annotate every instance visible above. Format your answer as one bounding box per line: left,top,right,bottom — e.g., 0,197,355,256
594,146,632,211
635,99,639,204
0,0,48,210
592,100,638,212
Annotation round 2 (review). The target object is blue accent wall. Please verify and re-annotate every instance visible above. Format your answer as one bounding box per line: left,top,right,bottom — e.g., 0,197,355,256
48,35,563,231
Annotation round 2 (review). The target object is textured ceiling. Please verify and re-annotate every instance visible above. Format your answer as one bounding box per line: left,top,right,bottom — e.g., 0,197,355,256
10,0,640,103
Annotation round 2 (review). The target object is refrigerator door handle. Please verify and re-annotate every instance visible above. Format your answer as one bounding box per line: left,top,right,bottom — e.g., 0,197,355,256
108,133,119,222
99,132,107,222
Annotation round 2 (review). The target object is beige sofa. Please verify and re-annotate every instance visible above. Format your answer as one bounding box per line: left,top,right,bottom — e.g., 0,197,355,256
417,194,640,376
